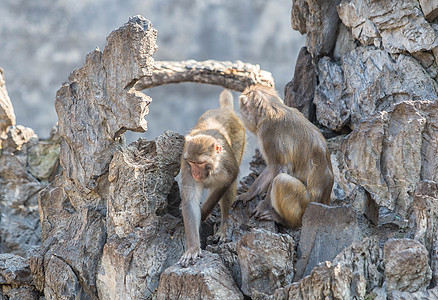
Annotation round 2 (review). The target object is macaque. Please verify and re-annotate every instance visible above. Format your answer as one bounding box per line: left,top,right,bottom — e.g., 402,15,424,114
238,84,333,228
179,89,245,267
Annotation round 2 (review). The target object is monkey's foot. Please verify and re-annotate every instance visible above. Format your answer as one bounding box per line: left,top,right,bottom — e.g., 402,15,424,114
252,201,283,224
178,247,203,267
235,192,255,206
216,223,230,243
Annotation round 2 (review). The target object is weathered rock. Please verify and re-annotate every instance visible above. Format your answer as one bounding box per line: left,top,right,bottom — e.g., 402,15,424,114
55,15,156,196
284,47,316,122
342,101,438,219
156,252,244,300
275,237,382,299
206,242,242,289
0,254,40,300
0,68,15,140
27,126,61,182
384,238,432,293
0,125,42,256
338,0,438,54
314,47,438,131
419,0,438,21
412,181,438,287
236,228,295,298
391,286,438,300
293,203,362,281
97,215,185,300
333,23,357,61
275,261,366,300
107,131,184,237
291,0,342,57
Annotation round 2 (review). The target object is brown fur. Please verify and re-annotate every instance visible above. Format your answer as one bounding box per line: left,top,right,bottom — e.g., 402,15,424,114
239,84,333,228
179,89,245,266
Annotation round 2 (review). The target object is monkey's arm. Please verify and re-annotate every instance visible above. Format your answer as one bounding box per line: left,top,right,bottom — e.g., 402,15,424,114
179,173,204,267
238,167,274,203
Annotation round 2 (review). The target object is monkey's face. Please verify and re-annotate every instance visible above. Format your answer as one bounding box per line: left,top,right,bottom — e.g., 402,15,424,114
183,135,222,183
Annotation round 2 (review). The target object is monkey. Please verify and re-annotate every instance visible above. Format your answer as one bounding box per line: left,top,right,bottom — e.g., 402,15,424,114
178,89,245,267
238,84,333,228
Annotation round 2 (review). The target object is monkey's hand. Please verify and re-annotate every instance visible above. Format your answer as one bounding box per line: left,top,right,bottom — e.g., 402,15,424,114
179,247,203,267
236,191,255,206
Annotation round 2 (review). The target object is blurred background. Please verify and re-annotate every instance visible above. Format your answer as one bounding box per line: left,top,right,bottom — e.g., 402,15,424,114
0,0,304,176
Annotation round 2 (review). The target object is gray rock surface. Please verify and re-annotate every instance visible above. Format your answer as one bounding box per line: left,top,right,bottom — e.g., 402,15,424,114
291,0,342,57
0,254,39,300
384,238,432,293
338,0,438,53
0,69,15,140
156,252,244,300
236,229,295,298
293,203,363,281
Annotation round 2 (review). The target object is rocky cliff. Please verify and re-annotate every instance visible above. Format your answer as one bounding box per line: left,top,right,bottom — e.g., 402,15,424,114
1,1,438,299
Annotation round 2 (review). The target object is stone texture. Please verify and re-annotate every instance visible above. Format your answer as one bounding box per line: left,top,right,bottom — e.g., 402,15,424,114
0,68,15,140
342,101,437,219
384,238,432,293
29,16,163,300
0,254,40,300
412,181,438,287
275,238,382,300
419,0,438,21
0,125,42,256
338,0,438,53
284,47,317,122
107,132,184,237
236,228,295,298
333,23,357,61
97,215,185,300
293,203,362,281
314,47,438,131
54,15,156,196
291,0,342,58
156,252,243,300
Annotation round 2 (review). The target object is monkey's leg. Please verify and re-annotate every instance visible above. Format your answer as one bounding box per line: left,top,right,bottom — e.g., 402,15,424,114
270,173,311,228
179,176,204,267
217,180,237,242
238,167,273,204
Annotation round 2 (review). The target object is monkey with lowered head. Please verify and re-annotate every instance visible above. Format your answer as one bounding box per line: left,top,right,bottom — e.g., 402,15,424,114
179,89,245,267
238,84,333,228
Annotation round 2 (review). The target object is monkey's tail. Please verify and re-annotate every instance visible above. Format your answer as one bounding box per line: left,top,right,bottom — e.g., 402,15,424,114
219,89,234,109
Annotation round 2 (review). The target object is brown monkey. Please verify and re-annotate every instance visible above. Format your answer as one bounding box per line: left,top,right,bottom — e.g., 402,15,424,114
238,84,333,228
179,89,245,267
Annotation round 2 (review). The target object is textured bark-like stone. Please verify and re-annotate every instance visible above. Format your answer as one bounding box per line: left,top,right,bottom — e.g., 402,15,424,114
342,101,437,219
291,0,342,57
156,252,243,300
0,126,42,256
384,238,432,293
55,15,157,196
284,47,316,122
135,60,274,92
338,0,438,53
293,203,362,281
107,131,184,237
315,47,438,131
419,0,438,21
0,68,15,139
97,215,185,300
236,228,295,298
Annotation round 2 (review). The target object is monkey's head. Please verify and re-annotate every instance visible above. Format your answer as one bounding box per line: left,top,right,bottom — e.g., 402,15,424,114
239,85,285,133
183,135,223,182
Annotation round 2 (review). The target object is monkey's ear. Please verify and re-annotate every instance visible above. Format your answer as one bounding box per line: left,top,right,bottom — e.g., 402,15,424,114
214,143,223,154
239,95,248,106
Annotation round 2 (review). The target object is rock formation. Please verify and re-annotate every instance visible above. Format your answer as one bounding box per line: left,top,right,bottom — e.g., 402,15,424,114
1,0,438,298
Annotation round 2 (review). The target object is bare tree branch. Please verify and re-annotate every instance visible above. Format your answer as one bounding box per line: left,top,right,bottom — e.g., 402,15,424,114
134,60,275,92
